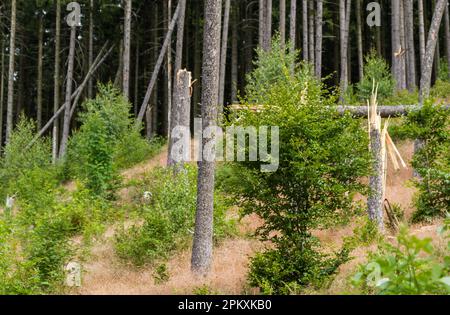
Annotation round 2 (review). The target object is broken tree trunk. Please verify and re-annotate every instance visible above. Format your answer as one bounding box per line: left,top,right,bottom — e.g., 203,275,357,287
167,70,192,169
367,92,385,231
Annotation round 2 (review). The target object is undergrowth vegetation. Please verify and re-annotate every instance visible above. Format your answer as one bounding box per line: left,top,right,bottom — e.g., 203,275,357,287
114,165,236,267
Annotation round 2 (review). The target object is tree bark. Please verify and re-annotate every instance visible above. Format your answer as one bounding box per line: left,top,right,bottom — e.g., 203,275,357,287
37,15,44,130
218,0,231,116
123,0,132,99
167,69,191,168
53,0,61,163
265,0,272,51
5,0,17,144
420,0,448,102
191,0,222,276
308,0,315,64
166,0,173,138
259,0,265,49
58,26,77,159
280,0,286,49
418,0,426,70
315,0,323,78
0,9,4,148
404,0,417,91
88,0,94,99
392,0,406,91
302,0,308,61
339,0,351,100
136,2,181,124
231,3,238,104
444,1,450,81
356,0,364,81
368,120,385,231
290,0,297,52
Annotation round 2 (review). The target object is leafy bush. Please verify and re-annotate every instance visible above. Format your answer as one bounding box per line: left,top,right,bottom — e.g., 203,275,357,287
0,116,53,199
114,165,236,266
357,52,395,102
397,102,449,222
352,224,450,295
228,46,371,293
114,135,165,170
384,89,419,106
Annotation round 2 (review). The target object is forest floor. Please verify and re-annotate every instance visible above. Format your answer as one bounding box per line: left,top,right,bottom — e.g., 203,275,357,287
73,140,444,295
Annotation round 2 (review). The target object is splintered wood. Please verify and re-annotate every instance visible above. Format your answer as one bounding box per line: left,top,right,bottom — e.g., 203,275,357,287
367,83,407,232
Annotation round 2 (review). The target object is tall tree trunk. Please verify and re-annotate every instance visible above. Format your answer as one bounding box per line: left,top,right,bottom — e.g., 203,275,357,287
339,0,351,100
231,3,238,104
280,0,286,49
58,26,77,159
218,0,231,115
302,0,308,61
193,3,202,120
315,0,323,77
134,39,140,117
420,0,448,102
399,0,407,89
259,0,265,49
264,0,272,51
356,0,364,81
172,0,187,134
166,0,173,138
53,0,61,163
404,0,417,91
290,0,297,52
308,0,315,64
418,0,426,70
5,0,16,144
0,11,4,148
88,0,94,99
123,0,132,99
392,0,406,91
37,15,44,130
445,0,450,80
191,0,222,277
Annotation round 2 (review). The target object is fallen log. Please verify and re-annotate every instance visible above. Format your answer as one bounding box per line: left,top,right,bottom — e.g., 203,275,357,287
230,104,450,118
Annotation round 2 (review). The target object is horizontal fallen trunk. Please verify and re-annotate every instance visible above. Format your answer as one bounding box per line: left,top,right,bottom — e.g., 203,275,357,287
230,104,450,118
336,104,449,117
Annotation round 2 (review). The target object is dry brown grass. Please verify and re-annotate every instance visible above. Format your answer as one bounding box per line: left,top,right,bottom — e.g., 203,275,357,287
72,140,443,295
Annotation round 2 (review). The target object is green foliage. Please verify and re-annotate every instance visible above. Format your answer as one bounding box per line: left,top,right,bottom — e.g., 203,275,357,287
357,52,395,102
0,116,53,199
438,58,450,82
229,46,371,293
384,89,419,106
352,225,450,295
431,79,450,100
347,217,382,248
114,165,236,266
68,84,163,197
153,264,170,285
397,102,449,222
245,36,301,104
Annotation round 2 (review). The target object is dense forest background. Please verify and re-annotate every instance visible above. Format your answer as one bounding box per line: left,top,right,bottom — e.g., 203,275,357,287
0,0,449,152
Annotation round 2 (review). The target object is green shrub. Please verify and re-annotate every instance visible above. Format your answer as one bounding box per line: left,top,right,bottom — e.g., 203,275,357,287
384,89,419,106
0,116,53,199
114,135,165,170
397,102,449,222
114,165,236,266
352,224,450,295
357,52,395,102
229,45,371,293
